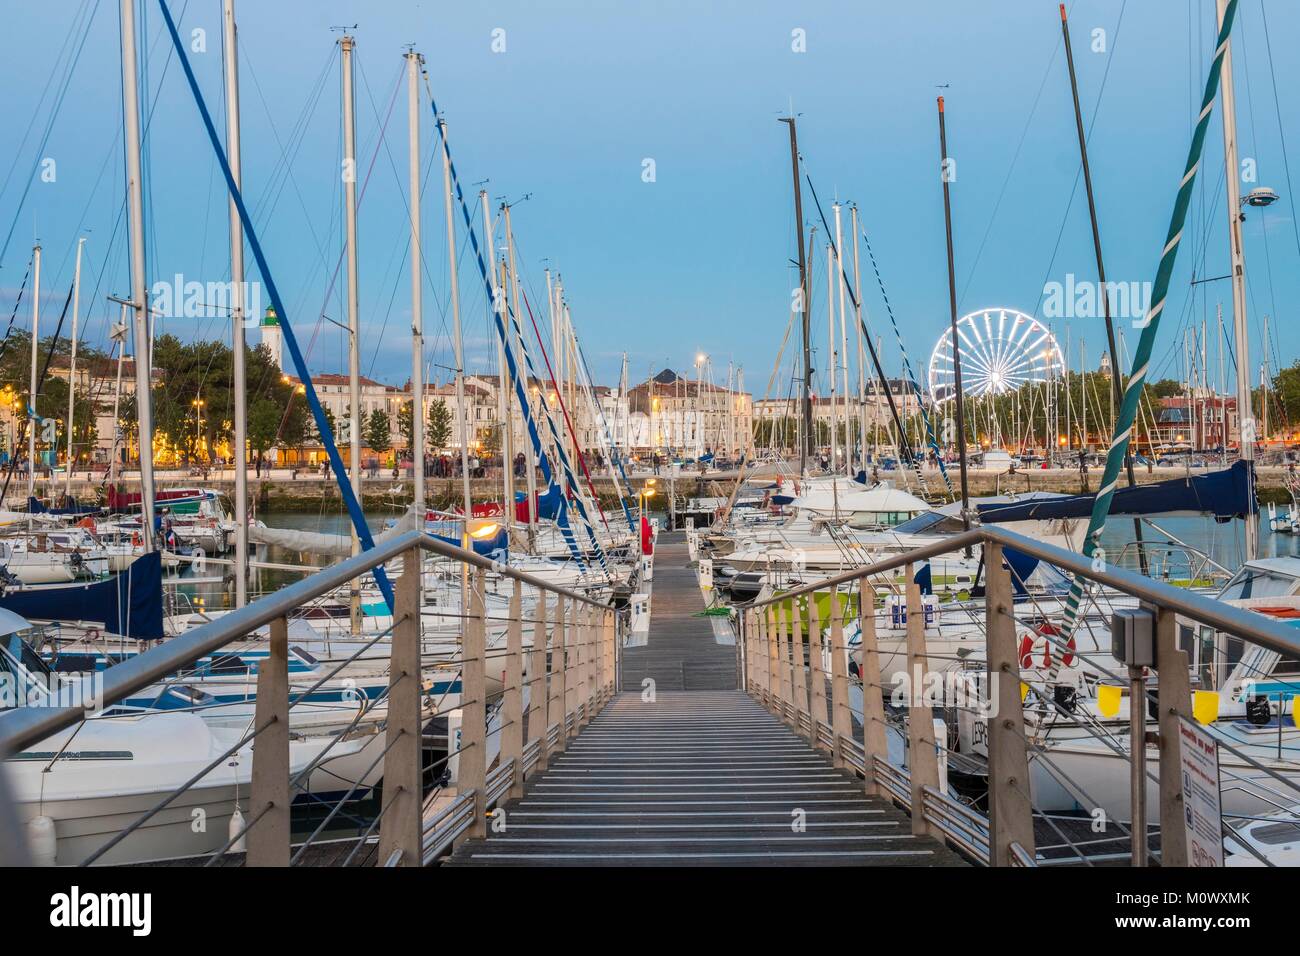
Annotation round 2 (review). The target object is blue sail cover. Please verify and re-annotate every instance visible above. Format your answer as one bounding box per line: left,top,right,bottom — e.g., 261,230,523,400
974,460,1254,524
0,551,163,639
29,496,101,516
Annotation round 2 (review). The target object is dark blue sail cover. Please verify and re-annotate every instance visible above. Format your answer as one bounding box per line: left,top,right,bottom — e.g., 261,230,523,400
974,460,1254,523
28,495,101,516
0,551,163,639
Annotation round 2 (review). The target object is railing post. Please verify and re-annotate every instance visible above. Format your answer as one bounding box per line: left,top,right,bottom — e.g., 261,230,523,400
904,565,940,836
766,606,781,716
748,613,759,697
807,595,830,751
378,548,424,865
564,599,577,736
248,615,289,867
788,602,810,732
588,606,599,713
527,590,550,773
551,596,568,750
827,586,853,769
775,603,792,724
572,602,587,729
1156,605,1191,866
859,584,889,796
984,542,1036,866
503,578,525,799
461,564,488,839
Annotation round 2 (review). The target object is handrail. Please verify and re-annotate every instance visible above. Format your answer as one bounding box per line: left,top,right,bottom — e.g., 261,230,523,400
0,530,613,757
746,524,1300,662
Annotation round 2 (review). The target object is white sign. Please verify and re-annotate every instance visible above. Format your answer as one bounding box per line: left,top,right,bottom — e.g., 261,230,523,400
1178,716,1224,867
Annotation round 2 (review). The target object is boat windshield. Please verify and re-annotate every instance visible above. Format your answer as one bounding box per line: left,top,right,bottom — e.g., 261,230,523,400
1219,566,1300,601
892,511,962,535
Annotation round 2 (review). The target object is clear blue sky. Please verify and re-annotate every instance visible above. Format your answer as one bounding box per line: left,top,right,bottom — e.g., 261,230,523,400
1,0,1297,405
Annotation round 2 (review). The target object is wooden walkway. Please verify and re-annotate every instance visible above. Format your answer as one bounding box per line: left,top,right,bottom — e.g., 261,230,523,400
444,533,966,866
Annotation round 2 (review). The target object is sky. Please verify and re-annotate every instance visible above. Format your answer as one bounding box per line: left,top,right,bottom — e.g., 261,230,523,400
1,0,1297,407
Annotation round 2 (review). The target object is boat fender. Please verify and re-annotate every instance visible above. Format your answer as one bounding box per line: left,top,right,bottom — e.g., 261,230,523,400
228,806,247,854
27,815,56,866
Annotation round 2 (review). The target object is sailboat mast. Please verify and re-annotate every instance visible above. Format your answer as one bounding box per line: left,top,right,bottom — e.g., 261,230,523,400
833,203,852,474
1060,2,1146,568
937,97,970,532
778,116,812,474
27,244,40,506
65,237,84,498
504,204,535,543
406,50,426,518
340,34,363,634
341,34,363,540
222,0,248,606
1216,0,1255,559
825,241,837,471
439,117,473,519
850,205,868,468
111,305,127,486
120,0,156,547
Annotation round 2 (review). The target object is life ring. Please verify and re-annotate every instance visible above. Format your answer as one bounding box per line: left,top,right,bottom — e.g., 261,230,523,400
1018,621,1076,670
131,531,142,548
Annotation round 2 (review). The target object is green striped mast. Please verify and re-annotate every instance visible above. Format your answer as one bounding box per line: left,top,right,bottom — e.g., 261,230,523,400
1056,0,1240,646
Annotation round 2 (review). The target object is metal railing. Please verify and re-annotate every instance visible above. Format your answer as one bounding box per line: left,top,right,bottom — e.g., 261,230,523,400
0,530,619,867
736,524,1300,867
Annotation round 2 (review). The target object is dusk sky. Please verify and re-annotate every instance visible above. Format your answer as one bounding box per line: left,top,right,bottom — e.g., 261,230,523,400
1,0,1297,405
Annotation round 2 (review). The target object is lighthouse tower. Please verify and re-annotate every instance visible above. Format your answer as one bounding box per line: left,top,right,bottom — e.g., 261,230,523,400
261,305,282,369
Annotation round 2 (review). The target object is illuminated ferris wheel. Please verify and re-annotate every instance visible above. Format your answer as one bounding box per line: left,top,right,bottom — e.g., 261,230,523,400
927,307,1063,403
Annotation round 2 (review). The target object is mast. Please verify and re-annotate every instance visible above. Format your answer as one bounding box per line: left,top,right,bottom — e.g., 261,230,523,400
937,97,971,535
406,50,426,518
65,238,84,497
1060,2,1146,567
223,0,248,605
778,116,813,474
481,192,511,537
504,204,535,544
1217,0,1255,559
833,202,851,474
341,33,362,633
120,0,156,547
825,242,837,471
439,117,473,519
27,244,40,506
850,205,869,468
110,306,127,486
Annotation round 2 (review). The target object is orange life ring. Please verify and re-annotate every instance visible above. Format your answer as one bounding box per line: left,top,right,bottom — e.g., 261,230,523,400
131,531,142,548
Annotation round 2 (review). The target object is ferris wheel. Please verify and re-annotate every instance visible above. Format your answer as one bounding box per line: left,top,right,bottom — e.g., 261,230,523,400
927,307,1063,403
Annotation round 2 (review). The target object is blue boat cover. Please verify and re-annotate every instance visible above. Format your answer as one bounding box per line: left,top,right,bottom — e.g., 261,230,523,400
0,551,163,639
28,495,100,516
974,460,1253,523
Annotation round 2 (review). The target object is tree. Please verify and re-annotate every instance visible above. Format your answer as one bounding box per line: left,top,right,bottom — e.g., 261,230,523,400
364,409,392,454
248,398,283,457
428,398,452,450
1150,378,1183,399
397,400,414,451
